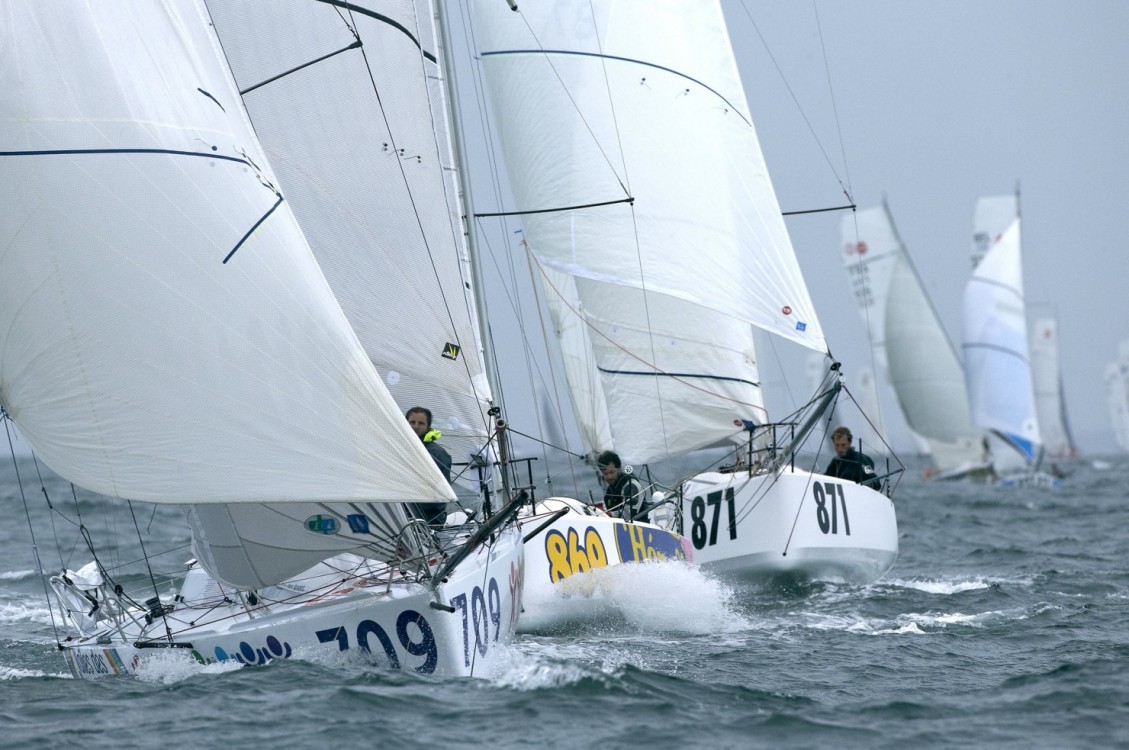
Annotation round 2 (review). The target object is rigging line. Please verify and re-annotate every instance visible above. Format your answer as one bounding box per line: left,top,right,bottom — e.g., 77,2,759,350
733,0,846,189
812,0,854,198
127,500,175,642
474,196,634,218
529,252,768,415
5,417,64,647
239,39,363,95
27,453,66,571
781,202,855,216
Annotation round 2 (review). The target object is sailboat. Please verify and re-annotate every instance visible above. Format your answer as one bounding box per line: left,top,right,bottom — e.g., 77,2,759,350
841,202,988,480
963,192,1060,487
1,0,530,679
1104,342,1129,455
1030,318,1078,460
468,1,899,584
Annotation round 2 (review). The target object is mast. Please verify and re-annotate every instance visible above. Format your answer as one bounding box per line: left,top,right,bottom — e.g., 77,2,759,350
435,2,513,507
435,2,502,411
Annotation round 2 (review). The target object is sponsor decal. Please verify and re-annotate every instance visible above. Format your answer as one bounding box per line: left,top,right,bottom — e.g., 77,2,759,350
613,525,689,563
442,342,460,361
347,513,370,534
305,515,339,535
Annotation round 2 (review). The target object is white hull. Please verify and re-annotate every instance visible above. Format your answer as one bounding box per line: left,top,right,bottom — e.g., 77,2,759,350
516,498,693,630
668,468,898,584
58,527,524,679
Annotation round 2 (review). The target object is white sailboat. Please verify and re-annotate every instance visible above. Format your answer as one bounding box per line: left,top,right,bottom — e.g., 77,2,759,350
1105,341,1129,455
841,203,988,480
964,192,1060,486
1030,318,1077,460
469,0,898,584
1,0,528,679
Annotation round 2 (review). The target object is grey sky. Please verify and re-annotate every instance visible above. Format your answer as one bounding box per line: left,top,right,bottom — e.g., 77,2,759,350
722,0,1128,453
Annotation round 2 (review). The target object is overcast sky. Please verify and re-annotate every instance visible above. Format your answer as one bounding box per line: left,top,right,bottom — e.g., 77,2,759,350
723,0,1127,453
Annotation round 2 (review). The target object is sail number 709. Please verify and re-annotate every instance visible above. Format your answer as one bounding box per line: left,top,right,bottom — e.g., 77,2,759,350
813,482,850,535
689,488,736,550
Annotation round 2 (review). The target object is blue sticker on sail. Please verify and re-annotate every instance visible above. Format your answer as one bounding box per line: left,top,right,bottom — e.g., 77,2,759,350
796,321,807,332
613,525,688,563
305,515,339,535
347,514,370,534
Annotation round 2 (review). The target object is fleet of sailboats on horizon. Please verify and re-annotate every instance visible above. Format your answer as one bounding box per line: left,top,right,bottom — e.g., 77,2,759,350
1,0,900,680
841,192,1076,486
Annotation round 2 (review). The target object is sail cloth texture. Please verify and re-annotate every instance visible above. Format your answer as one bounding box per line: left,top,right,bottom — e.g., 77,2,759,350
962,215,1041,461
206,0,495,481
473,0,810,464
0,1,455,509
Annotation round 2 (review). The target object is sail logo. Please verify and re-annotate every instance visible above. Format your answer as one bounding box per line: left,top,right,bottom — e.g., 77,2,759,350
305,515,339,535
613,525,689,563
347,514,370,534
844,241,868,257
442,342,461,360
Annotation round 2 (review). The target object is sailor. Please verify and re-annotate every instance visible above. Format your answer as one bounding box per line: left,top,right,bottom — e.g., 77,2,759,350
597,450,648,522
406,406,452,525
823,425,880,490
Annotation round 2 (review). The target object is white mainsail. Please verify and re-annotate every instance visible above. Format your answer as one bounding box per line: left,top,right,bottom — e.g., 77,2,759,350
963,196,1041,465
0,0,455,589
1030,318,1076,458
1105,349,1129,454
843,204,983,475
471,0,825,465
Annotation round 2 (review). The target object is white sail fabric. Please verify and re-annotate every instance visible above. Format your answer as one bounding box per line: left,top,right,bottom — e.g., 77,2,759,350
539,267,615,455
1105,358,1129,453
472,0,810,464
472,0,825,350
848,205,983,475
0,1,454,589
962,214,1041,462
1030,318,1076,458
206,1,494,479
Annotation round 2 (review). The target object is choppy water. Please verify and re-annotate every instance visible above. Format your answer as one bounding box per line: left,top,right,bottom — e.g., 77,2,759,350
2,454,1127,749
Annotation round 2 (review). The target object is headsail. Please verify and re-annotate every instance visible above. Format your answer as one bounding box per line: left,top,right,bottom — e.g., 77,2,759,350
472,0,823,464
0,0,453,589
963,196,1041,463
1030,318,1076,458
206,0,495,476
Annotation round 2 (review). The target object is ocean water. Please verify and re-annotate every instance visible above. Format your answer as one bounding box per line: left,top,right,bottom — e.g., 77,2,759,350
1,454,1127,749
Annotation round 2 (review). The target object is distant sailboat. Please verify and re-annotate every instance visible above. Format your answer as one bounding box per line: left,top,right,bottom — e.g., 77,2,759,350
964,191,1059,486
841,203,986,479
1105,342,1129,454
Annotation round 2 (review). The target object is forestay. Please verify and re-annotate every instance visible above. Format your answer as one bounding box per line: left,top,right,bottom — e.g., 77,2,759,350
0,0,452,589
472,0,824,465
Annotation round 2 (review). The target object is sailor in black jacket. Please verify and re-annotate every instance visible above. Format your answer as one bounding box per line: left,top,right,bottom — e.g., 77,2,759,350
823,425,880,490
597,450,648,522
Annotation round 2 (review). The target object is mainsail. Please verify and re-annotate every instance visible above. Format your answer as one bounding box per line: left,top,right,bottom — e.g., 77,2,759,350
843,203,983,475
471,0,825,465
0,0,456,589
963,195,1041,465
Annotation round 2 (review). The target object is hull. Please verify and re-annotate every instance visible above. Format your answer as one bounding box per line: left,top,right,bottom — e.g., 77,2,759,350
60,527,524,679
517,498,693,630
671,468,898,584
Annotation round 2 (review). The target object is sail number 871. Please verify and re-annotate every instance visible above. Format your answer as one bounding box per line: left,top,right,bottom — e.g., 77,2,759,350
813,482,850,535
689,488,736,550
